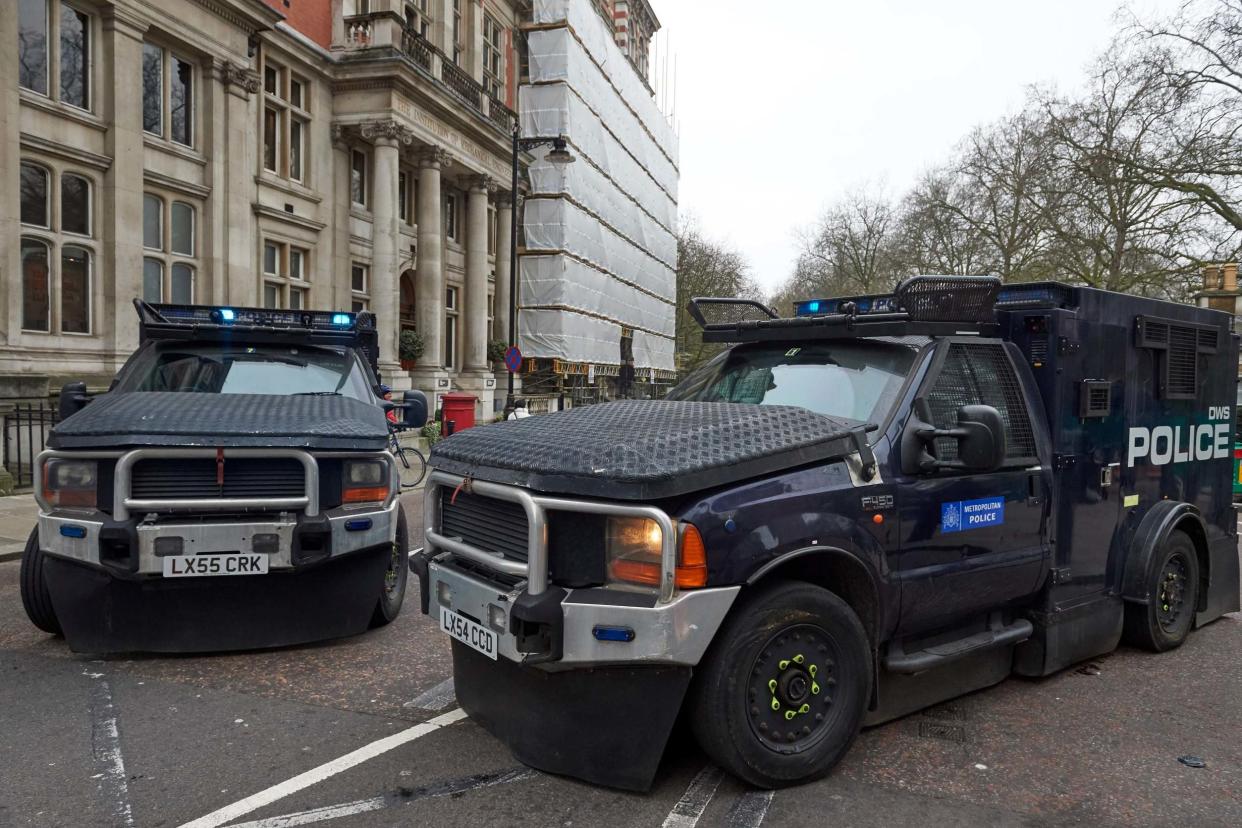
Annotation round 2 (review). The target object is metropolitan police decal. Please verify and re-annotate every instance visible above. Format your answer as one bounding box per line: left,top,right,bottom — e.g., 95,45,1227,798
1127,406,1233,468
941,497,1006,534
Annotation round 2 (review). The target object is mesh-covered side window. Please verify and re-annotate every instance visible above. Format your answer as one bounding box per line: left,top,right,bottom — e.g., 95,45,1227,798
924,343,1037,463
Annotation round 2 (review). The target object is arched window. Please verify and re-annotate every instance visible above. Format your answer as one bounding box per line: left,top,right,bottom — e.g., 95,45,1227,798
171,263,194,305
171,201,194,256
143,257,163,301
21,237,50,332
20,162,49,228
61,173,90,236
61,244,90,333
143,193,162,250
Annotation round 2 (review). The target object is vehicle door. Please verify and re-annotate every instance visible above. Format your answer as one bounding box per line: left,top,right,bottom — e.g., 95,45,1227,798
894,339,1050,635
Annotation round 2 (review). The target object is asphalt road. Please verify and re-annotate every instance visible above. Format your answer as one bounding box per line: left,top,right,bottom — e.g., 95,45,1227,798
1,494,1239,827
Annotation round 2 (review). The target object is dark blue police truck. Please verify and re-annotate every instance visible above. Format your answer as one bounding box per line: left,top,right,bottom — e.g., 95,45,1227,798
414,276,1240,790
21,301,426,653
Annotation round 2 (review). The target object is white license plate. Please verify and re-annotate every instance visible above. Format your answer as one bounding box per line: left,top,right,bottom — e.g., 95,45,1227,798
162,553,269,578
439,606,498,660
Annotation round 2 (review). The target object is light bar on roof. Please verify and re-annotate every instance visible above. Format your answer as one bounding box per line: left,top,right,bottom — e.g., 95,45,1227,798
794,295,900,317
150,303,357,330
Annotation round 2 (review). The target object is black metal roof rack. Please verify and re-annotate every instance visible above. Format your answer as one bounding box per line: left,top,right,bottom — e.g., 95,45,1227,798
133,299,382,377
692,275,1003,343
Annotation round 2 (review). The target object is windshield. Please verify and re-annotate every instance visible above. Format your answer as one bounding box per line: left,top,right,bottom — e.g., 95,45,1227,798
118,343,375,401
668,340,919,423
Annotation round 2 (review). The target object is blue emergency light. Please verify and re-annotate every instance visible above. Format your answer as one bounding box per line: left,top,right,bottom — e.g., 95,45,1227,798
592,625,635,643
59,525,87,539
332,313,351,326
219,308,236,322
795,299,838,317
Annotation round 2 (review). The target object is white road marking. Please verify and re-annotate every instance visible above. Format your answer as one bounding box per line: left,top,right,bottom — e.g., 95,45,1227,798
225,767,533,828
725,790,775,828
662,765,724,828
177,708,468,828
405,677,456,711
88,675,135,828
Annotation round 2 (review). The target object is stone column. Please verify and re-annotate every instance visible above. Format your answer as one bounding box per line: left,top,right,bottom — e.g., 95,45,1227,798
361,120,414,384
493,193,513,344
463,176,494,372
101,9,149,364
0,3,20,343
415,148,449,372
330,124,353,311
221,62,260,305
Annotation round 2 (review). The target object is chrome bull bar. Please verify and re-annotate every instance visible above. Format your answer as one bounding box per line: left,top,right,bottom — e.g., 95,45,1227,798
423,470,679,603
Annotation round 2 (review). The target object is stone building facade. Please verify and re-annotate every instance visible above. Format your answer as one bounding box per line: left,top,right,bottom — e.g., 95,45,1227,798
1196,263,1242,377
3,0,659,417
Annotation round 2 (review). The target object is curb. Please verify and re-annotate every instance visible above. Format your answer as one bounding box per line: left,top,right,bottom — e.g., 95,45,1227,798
0,549,23,564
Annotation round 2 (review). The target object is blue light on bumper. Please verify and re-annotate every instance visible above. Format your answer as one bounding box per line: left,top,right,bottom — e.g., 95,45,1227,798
592,625,635,643
344,518,373,532
59,525,87,539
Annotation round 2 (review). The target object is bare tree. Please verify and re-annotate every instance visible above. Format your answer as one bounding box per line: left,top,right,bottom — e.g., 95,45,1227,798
896,169,995,277
1123,0,1242,233
920,113,1058,281
1036,48,1221,298
675,220,763,372
788,185,899,301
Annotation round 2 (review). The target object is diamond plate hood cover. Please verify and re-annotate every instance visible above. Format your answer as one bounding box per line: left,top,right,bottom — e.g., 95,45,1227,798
430,400,861,500
48,392,389,450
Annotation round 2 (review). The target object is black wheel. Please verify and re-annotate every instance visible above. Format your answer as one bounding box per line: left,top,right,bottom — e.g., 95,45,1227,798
1123,530,1200,652
370,506,410,628
19,527,61,636
689,581,871,788
395,446,427,489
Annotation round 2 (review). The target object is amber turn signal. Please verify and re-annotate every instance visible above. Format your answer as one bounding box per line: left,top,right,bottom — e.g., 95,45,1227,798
343,485,389,504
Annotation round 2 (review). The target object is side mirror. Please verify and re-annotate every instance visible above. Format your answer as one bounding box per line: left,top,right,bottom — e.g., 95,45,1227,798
58,381,91,421
954,405,1006,471
901,403,1006,474
402,390,428,429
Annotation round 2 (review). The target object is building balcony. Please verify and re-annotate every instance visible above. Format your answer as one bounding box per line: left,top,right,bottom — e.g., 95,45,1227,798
339,13,516,135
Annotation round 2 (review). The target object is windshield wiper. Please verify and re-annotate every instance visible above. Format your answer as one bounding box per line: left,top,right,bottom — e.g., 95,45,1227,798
227,354,308,367
291,391,341,396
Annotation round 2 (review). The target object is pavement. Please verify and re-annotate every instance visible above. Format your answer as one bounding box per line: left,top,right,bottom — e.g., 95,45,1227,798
0,494,38,562
0,491,1239,827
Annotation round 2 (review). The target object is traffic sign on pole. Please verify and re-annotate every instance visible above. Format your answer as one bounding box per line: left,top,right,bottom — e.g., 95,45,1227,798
504,346,523,373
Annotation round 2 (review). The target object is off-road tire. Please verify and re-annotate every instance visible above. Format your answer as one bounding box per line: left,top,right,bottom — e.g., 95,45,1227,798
370,506,410,628
19,527,61,635
688,580,871,788
1123,529,1199,652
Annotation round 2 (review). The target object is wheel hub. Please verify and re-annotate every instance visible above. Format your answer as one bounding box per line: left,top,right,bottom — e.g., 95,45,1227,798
1156,552,1190,632
746,625,842,753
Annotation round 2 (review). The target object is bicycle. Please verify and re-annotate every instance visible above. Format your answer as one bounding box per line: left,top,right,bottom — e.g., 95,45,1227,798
388,423,428,489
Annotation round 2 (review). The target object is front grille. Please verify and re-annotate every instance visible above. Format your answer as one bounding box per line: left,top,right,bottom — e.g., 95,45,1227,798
130,458,306,500
439,489,529,562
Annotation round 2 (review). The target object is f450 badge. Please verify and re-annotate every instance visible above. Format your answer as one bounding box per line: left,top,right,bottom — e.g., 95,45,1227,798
1127,406,1232,468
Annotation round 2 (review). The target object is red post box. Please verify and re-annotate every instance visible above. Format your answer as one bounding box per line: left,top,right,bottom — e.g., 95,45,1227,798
440,392,477,434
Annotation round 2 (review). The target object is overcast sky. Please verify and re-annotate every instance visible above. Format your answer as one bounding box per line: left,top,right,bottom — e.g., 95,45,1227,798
650,0,1184,294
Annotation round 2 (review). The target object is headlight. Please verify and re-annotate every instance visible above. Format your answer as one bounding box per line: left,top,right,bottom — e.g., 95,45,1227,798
42,459,98,508
605,517,707,590
342,459,389,504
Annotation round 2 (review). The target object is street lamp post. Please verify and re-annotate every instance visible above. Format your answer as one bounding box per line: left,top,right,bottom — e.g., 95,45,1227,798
505,124,575,417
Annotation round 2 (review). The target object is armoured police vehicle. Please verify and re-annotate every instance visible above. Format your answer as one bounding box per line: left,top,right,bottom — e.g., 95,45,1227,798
21,301,426,653
414,276,1240,790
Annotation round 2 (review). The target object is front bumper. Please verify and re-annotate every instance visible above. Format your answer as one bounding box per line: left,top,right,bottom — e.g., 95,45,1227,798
39,500,398,575
423,553,739,668
37,500,400,653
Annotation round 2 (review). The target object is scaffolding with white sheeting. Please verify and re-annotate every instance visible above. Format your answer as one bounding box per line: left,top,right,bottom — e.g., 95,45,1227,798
518,0,678,375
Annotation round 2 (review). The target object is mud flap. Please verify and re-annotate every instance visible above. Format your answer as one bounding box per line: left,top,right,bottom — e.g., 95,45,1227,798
452,640,691,791
44,547,390,654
